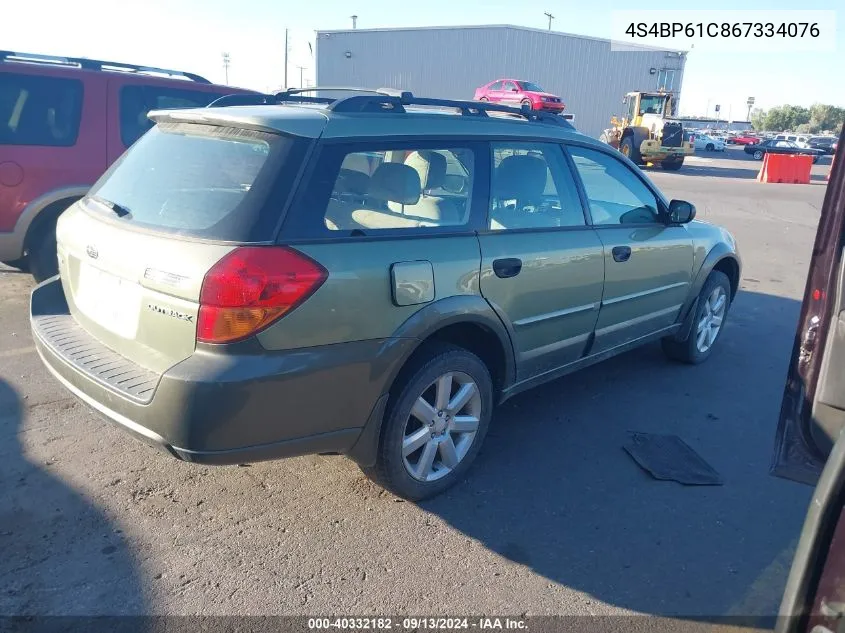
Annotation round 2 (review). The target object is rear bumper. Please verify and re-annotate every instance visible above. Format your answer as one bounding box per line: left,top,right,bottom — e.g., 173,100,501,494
31,277,413,465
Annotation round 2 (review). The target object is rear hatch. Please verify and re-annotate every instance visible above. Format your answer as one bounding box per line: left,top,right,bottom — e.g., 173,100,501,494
55,116,318,374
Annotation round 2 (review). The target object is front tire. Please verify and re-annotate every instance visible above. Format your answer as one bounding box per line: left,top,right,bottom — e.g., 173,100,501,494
662,270,732,365
364,343,493,501
706,143,715,151
661,157,684,171
620,136,642,165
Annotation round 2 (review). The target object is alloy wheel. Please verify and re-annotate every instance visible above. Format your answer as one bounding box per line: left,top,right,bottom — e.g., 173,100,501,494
401,371,482,482
696,286,727,353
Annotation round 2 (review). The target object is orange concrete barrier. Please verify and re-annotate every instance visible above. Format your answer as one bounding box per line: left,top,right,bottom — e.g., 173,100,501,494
757,153,812,184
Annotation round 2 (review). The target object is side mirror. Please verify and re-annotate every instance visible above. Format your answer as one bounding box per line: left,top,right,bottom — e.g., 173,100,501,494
668,199,696,224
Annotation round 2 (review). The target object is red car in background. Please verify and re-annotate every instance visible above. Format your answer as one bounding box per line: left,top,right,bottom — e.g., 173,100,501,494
728,134,759,145
0,51,256,280
473,79,565,113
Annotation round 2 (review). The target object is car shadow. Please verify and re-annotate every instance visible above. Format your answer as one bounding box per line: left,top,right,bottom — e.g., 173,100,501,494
421,290,812,625
0,378,146,621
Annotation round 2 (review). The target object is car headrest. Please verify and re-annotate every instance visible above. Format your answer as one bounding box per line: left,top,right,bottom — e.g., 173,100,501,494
495,155,547,200
335,168,370,196
404,150,447,190
369,163,421,205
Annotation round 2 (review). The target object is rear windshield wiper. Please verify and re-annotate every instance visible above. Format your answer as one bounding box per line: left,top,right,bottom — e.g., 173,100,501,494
88,194,132,219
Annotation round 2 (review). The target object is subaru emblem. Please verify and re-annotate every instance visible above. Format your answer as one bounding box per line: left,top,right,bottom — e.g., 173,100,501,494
86,245,98,259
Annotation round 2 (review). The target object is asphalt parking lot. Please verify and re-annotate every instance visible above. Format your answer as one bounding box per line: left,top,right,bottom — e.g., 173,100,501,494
0,147,835,625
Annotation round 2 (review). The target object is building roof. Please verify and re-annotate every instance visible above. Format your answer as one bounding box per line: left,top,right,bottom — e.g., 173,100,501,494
316,24,687,55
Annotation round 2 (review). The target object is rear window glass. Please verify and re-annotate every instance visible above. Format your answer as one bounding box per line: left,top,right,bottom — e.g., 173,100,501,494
86,122,308,241
119,85,232,147
0,73,83,147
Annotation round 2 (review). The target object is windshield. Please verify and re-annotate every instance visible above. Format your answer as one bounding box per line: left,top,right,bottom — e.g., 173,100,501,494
519,82,545,92
639,95,667,115
87,122,308,241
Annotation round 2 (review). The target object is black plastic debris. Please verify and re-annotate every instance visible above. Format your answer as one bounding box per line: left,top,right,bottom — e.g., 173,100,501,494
623,432,723,485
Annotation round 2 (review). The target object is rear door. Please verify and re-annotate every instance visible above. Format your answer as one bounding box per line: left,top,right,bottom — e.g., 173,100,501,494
567,143,694,354
477,142,604,380
0,68,105,235
501,81,519,105
772,126,845,633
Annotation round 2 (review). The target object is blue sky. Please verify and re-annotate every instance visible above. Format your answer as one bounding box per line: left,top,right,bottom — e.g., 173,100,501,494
3,0,842,119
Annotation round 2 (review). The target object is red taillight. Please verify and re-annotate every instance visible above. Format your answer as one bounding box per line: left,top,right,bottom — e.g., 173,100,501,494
197,246,327,344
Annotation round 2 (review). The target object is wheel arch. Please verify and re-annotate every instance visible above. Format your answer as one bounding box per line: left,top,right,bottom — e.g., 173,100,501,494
680,245,741,323
346,295,517,468
12,187,88,260
388,295,517,400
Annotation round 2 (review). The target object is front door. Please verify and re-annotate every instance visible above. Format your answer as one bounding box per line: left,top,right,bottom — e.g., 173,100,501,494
567,144,694,354
478,142,605,380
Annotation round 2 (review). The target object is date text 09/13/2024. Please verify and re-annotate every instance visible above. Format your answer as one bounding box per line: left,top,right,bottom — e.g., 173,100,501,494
307,618,527,630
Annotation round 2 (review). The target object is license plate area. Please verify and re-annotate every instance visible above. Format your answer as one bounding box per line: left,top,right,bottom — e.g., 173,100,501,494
75,263,142,339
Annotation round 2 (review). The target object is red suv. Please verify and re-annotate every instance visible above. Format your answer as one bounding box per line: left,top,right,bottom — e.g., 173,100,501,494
0,51,255,280
473,79,565,113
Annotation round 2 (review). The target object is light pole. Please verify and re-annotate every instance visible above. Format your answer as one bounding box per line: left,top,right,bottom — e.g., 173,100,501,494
351,15,358,29
544,12,555,30
746,96,755,122
296,65,307,89
221,52,230,85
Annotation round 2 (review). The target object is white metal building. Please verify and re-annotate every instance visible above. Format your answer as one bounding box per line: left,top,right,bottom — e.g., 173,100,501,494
316,25,687,139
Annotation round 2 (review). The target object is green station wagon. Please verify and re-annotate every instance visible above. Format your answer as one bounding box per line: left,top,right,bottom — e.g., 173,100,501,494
30,89,741,500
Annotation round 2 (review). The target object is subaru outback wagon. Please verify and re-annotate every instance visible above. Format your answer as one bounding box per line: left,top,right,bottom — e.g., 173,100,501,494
30,89,741,500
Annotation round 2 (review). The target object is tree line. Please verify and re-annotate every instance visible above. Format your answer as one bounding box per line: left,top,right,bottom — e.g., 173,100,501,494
750,104,845,134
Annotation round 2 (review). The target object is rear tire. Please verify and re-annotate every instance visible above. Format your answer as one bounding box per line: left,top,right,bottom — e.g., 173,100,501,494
662,270,732,365
620,136,642,165
706,143,715,151
28,219,59,282
479,97,488,102
363,343,493,501
753,150,764,160
661,158,684,171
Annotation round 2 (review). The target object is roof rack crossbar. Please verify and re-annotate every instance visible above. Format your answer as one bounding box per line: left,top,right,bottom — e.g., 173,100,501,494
0,50,211,83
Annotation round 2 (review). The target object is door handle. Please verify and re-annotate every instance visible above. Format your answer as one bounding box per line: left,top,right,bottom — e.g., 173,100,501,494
612,246,632,263
492,258,522,279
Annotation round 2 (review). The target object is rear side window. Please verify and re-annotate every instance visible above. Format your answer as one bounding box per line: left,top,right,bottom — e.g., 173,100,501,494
310,144,477,233
119,86,230,147
489,143,585,230
86,122,309,241
0,73,83,146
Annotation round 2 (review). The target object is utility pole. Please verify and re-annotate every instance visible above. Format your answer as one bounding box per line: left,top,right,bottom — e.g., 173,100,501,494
544,12,554,30
351,15,358,29
296,65,306,88
221,52,230,85
284,29,288,90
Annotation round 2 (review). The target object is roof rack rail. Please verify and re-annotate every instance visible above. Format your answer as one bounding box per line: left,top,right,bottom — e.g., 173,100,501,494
205,86,574,129
0,50,211,83
331,91,575,128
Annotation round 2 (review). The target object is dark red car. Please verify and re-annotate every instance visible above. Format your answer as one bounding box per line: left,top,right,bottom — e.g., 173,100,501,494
772,123,845,633
0,51,256,280
473,79,564,113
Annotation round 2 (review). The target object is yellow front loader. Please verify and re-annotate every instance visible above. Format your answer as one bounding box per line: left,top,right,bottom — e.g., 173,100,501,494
599,91,694,171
